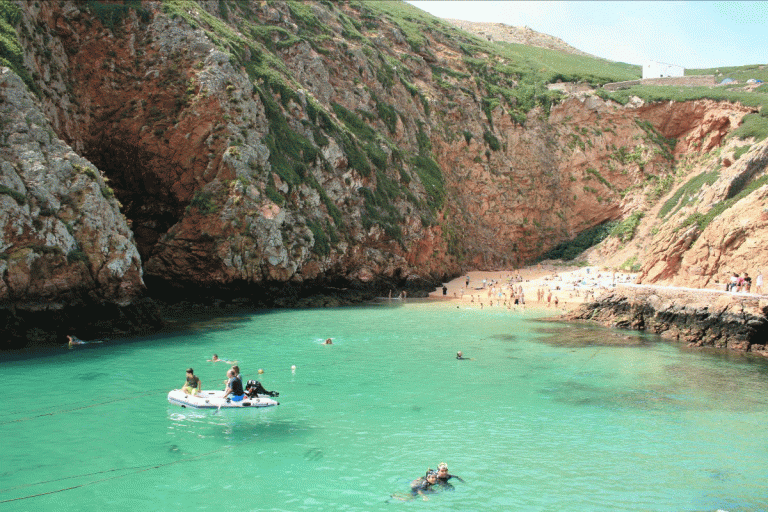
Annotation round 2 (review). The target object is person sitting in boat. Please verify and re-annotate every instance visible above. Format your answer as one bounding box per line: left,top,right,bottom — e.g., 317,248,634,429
223,369,245,402
182,368,201,396
245,379,279,398
228,364,243,388
410,469,438,500
435,462,464,487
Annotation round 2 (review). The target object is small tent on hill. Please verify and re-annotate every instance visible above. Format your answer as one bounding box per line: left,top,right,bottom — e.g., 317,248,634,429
720,78,735,85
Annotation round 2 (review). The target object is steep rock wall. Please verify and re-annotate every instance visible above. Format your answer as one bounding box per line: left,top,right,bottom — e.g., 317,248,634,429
0,67,160,345
0,1,760,345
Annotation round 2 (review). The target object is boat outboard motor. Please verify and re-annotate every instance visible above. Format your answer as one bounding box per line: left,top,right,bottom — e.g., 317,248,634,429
245,380,279,398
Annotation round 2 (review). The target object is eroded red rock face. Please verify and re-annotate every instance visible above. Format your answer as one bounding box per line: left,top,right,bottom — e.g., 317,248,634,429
0,67,145,321
637,139,768,288
5,1,760,304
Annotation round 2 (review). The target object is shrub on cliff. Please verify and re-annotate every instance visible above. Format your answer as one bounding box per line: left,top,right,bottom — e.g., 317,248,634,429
540,221,616,261
610,211,644,242
0,0,38,95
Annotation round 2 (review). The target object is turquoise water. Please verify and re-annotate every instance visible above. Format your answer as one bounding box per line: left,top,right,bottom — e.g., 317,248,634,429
2,301,768,511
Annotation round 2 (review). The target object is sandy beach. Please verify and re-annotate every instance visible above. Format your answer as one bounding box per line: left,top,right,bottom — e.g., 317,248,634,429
428,263,637,313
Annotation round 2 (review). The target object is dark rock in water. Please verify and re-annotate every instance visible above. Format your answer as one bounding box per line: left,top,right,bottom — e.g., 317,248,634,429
0,296,164,349
565,285,768,355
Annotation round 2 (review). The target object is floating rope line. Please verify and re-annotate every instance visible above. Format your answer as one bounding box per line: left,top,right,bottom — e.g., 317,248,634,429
0,389,167,426
0,463,158,493
0,446,229,503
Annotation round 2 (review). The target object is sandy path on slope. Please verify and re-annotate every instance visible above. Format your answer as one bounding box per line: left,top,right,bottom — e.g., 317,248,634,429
427,264,637,312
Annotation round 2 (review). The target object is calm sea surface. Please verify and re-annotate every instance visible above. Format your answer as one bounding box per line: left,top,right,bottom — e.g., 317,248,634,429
1,301,767,511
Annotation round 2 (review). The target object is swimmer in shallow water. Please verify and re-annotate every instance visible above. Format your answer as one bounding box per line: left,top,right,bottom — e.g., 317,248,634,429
323,338,333,345
67,335,85,347
208,354,236,364
410,469,438,500
436,462,465,487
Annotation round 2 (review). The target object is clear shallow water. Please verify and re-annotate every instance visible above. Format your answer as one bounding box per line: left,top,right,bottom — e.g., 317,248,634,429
2,301,768,511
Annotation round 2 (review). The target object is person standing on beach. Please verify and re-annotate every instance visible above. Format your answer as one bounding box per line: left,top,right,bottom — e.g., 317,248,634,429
756,270,763,294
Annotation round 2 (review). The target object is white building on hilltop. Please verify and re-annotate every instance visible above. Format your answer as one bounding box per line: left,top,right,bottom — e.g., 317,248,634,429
643,61,685,79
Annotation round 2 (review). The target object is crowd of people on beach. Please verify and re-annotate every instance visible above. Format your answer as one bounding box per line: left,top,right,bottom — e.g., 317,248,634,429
450,270,606,310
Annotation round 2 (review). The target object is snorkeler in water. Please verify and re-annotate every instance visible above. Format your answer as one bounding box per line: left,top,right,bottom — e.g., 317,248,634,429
436,462,465,487
410,469,438,500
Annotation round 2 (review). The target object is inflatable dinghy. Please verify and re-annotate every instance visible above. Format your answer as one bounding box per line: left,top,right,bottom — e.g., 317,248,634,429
167,389,279,409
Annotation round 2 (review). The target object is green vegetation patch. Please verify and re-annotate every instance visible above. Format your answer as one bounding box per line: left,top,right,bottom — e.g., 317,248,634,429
635,119,676,161
0,183,26,205
0,0,39,95
733,144,752,160
610,211,644,242
602,82,768,142
332,102,377,142
358,1,433,53
680,173,768,232
619,255,642,272
729,111,768,142
585,167,612,189
657,169,720,219
307,218,330,257
261,88,319,186
687,64,768,84
539,221,617,261
30,245,63,256
376,99,399,134
483,130,501,151
188,190,218,215
411,154,444,213
67,250,89,264
86,0,151,32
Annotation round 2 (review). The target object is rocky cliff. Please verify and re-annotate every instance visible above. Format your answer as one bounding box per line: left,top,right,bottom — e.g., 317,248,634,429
0,67,161,344
566,285,768,354
1,0,765,347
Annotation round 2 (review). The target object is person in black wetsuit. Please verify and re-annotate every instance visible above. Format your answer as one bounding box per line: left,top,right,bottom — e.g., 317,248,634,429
436,462,464,488
245,379,279,398
410,470,438,500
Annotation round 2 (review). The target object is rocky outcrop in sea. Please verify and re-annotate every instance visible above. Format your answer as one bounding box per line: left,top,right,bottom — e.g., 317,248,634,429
566,284,768,354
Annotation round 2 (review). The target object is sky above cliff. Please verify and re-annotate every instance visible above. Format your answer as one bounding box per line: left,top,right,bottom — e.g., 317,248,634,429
406,1,767,69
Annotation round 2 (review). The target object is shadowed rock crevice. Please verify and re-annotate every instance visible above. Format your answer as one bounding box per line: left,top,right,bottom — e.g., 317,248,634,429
83,138,185,261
